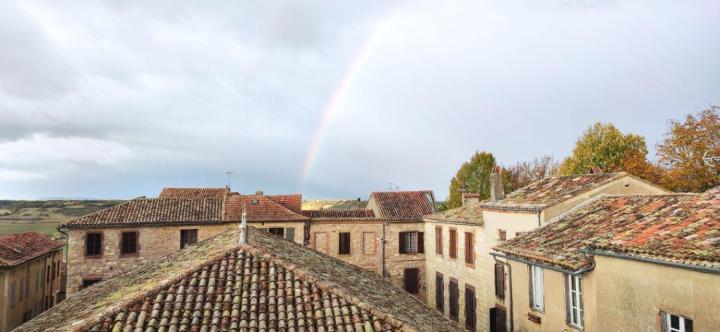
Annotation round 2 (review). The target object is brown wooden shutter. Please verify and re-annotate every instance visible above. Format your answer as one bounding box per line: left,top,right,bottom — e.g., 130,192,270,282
399,232,407,254
495,263,505,298
449,229,457,259
495,305,507,332
435,226,443,255
435,273,444,311
465,232,474,264
418,232,424,253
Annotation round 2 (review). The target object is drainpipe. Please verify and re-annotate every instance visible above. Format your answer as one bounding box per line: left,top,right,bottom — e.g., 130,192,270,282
493,255,513,332
536,210,542,227
381,221,387,277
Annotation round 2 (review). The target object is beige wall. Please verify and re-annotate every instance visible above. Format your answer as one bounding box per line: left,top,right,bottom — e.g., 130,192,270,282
594,255,720,331
0,250,63,332
308,221,383,272
384,222,426,301
425,220,488,331
249,221,305,245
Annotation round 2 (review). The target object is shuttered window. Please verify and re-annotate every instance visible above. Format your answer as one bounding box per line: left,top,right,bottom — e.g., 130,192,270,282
495,263,505,298
660,311,693,332
435,273,444,312
464,232,474,265
418,232,424,253
465,285,476,330
403,268,420,294
120,232,138,255
85,232,102,256
268,228,285,237
399,232,423,254
435,226,443,255
338,232,351,255
449,279,459,321
180,229,198,249
449,229,457,259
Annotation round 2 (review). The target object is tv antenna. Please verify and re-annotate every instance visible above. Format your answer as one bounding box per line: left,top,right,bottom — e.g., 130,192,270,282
703,150,720,168
225,170,234,188
387,182,400,191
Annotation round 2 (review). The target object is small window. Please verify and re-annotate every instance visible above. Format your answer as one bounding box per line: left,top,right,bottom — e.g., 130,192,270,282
465,285,476,330
399,231,423,254
338,232,351,255
530,265,544,311
85,232,102,256
449,229,457,259
449,278,459,321
403,268,420,294
495,263,505,298
435,273,444,312
268,227,285,237
661,312,693,332
497,229,507,241
180,229,198,249
82,279,101,289
435,226,443,255
464,232,474,265
567,274,583,328
120,232,139,255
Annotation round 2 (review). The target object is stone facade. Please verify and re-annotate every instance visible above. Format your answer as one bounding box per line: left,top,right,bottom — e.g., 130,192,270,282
307,220,383,272
0,250,63,332
383,222,426,301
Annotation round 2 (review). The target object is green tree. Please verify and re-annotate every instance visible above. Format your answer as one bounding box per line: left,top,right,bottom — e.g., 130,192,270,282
559,123,648,175
446,151,497,209
658,106,720,192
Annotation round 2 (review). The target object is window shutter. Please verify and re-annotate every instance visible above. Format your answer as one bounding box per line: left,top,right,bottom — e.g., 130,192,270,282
399,233,407,254
495,263,505,298
686,318,693,332
418,232,424,253
285,228,295,242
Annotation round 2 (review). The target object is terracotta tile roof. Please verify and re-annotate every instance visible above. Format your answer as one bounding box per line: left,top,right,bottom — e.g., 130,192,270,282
370,191,437,221
62,198,225,227
495,189,720,271
303,209,378,221
481,172,627,211
424,204,484,226
267,194,303,214
159,187,229,199
0,232,64,267
225,194,308,222
17,229,462,332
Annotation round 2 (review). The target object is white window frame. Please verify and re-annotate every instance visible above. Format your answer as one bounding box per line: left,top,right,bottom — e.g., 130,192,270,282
530,265,544,311
567,274,583,328
663,312,689,332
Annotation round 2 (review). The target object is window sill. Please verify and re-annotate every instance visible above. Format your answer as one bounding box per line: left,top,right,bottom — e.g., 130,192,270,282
530,306,545,314
119,253,140,258
84,255,103,259
464,262,475,268
567,323,584,331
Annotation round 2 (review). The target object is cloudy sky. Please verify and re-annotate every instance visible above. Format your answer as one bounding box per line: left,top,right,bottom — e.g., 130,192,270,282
1,0,719,200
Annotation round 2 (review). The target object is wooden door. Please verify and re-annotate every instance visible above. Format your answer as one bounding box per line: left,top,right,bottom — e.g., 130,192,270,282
403,268,420,294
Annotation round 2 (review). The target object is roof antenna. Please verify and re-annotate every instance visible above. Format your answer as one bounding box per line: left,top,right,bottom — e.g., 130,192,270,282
225,170,234,190
238,205,248,244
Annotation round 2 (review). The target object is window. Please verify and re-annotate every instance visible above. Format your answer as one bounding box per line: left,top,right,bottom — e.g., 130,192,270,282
567,274,583,328
268,227,285,237
180,229,198,249
530,265,544,311
435,226,443,255
403,268,420,294
661,312,693,332
338,232,351,255
85,232,102,256
465,285,476,330
464,232,474,265
284,228,295,242
449,228,457,259
82,279,101,289
490,306,507,332
449,278,459,321
435,273,444,312
362,232,376,255
497,229,507,241
120,232,139,255
399,231,424,254
494,263,505,298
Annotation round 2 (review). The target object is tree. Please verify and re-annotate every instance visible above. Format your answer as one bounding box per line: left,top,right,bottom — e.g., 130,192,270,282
446,151,497,209
503,155,560,192
657,106,720,192
559,123,649,176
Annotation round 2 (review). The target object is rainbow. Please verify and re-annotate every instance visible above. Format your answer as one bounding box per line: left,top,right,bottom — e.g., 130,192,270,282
301,30,379,182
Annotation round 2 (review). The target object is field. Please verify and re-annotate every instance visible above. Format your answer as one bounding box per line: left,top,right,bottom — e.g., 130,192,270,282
302,199,368,211
0,200,124,238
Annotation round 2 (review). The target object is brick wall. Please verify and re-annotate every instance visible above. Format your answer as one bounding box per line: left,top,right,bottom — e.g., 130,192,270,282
307,221,383,273
384,222,426,301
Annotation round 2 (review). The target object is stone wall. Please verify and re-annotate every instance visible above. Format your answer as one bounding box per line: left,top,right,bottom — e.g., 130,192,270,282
307,221,383,273
383,222,426,301
0,250,63,332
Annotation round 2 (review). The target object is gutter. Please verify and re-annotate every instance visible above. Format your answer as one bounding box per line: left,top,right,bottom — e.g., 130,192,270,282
490,252,594,275
582,248,720,275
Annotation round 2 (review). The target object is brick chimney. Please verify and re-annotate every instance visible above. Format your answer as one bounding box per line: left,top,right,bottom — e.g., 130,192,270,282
461,192,481,207
490,166,505,201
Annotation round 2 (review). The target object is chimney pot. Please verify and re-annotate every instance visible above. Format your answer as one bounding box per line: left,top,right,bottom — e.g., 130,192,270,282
490,167,505,201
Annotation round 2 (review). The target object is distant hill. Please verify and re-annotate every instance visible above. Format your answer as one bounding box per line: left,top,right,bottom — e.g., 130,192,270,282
0,200,124,238
302,199,368,211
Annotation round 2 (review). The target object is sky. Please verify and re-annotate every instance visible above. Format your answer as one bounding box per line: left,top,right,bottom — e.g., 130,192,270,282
0,0,719,200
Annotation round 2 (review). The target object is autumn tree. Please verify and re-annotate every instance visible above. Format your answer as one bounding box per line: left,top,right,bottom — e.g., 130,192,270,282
503,155,559,192
446,151,497,209
559,122,650,176
657,106,720,192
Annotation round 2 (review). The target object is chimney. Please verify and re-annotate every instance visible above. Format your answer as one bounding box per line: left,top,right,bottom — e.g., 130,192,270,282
238,205,248,244
461,192,481,207
490,166,505,201
255,190,263,196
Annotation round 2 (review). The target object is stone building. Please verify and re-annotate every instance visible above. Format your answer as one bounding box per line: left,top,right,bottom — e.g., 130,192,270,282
61,188,308,297
0,232,64,332
16,228,464,332
492,187,720,332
